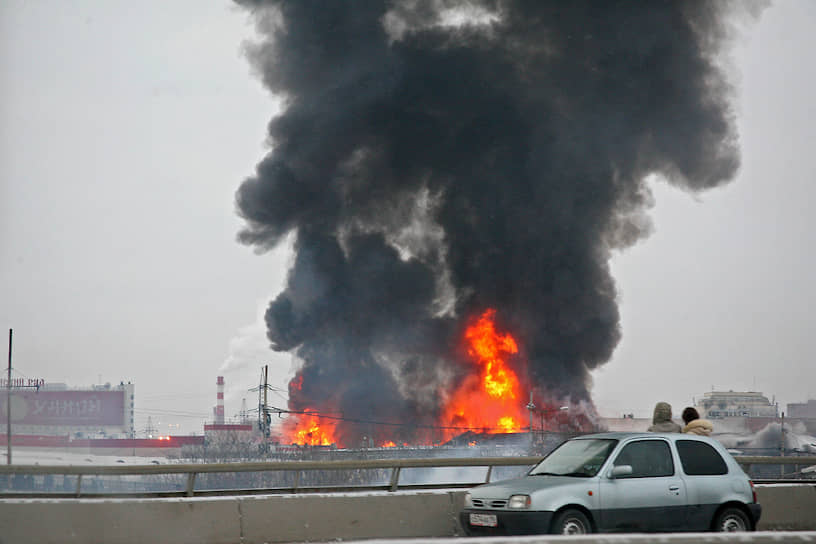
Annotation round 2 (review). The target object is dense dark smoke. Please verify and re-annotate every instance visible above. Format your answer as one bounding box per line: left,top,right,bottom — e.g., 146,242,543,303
234,0,749,446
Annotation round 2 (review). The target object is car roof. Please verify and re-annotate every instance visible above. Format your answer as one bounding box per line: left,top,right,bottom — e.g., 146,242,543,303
575,431,715,442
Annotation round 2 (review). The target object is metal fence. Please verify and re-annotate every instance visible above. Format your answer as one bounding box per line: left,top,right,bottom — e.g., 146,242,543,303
0,455,813,499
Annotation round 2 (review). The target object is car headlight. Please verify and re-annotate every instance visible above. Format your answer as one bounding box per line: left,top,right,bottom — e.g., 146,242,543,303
463,492,472,508
508,494,531,509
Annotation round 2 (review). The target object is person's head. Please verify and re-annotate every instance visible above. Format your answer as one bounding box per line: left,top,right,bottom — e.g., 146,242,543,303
682,407,700,425
652,402,673,423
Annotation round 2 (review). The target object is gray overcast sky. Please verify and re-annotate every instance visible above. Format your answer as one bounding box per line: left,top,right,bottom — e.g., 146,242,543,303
1,1,814,436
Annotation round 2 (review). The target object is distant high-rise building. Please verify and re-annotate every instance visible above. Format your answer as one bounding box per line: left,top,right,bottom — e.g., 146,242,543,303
787,399,816,418
695,391,777,419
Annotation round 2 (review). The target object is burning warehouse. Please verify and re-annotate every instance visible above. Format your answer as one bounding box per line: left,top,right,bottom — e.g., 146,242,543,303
234,1,746,448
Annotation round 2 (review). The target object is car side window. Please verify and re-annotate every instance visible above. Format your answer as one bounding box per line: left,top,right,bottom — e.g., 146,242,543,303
612,440,674,478
676,440,728,475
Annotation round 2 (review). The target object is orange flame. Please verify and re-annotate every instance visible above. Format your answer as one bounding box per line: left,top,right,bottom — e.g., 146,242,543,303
281,308,531,447
287,410,337,446
440,309,527,442
465,310,520,400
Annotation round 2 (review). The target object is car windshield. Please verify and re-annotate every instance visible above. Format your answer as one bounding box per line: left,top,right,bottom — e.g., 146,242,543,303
529,438,618,477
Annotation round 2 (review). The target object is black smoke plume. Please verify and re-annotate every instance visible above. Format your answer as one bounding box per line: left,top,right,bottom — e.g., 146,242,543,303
234,0,750,447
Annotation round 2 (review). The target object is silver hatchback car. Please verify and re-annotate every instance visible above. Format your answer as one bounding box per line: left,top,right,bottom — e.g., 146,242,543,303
460,432,761,535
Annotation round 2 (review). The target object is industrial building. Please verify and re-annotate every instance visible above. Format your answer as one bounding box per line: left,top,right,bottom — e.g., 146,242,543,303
1,379,207,458
787,399,816,419
1,380,135,438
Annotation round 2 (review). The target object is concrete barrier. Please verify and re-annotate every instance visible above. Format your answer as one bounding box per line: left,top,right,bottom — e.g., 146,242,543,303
756,484,816,531
239,490,463,543
0,485,814,544
0,496,241,544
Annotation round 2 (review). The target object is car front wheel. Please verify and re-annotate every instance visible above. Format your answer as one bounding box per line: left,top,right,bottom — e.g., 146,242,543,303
713,507,751,532
550,508,592,535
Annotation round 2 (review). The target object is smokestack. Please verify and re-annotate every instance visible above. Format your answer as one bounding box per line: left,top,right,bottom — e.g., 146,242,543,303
215,376,225,425
234,0,757,447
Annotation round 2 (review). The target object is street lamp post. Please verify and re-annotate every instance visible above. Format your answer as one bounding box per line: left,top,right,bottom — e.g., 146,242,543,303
526,392,535,435
526,392,536,453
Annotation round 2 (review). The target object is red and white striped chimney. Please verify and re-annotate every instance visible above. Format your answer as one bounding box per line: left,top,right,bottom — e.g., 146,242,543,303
215,376,225,424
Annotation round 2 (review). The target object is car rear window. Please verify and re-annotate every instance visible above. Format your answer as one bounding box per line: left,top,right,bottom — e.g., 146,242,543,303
676,440,728,475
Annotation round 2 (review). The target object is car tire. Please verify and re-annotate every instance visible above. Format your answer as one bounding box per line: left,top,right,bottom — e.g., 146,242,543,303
550,508,592,535
713,507,752,532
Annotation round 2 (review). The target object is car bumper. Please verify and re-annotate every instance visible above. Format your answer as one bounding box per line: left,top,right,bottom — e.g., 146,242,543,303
748,503,762,528
459,508,554,536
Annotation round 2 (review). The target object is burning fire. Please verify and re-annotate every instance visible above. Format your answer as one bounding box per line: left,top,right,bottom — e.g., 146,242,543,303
281,373,338,446
282,308,531,447
287,410,338,446
439,308,528,442
465,311,521,400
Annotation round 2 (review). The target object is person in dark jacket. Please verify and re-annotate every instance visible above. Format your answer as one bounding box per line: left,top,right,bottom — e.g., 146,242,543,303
647,401,682,432
681,406,714,436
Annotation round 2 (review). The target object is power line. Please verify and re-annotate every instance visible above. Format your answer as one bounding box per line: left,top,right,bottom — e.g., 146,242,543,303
134,409,210,419
140,393,212,401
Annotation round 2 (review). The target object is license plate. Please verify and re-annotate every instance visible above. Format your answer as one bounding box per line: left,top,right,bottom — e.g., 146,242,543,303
470,513,497,527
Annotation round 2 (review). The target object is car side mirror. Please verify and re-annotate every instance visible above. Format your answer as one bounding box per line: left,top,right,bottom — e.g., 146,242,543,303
609,465,633,479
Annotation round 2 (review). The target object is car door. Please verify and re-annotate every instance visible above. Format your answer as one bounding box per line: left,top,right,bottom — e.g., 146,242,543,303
598,438,688,532
675,438,733,530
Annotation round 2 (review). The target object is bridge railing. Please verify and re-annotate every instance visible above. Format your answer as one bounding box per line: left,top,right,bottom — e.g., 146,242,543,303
0,455,813,499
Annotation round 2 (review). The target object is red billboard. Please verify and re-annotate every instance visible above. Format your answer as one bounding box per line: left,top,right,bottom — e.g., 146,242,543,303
1,390,125,427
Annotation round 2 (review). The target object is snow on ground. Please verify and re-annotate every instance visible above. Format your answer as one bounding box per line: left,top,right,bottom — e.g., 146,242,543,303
8,449,166,466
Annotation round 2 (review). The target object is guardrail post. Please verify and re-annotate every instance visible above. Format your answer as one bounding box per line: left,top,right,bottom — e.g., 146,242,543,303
485,466,493,483
293,470,300,492
389,467,401,492
75,475,82,498
186,472,197,497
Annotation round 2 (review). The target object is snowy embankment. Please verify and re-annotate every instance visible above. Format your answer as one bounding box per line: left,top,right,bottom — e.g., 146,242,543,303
9,449,167,466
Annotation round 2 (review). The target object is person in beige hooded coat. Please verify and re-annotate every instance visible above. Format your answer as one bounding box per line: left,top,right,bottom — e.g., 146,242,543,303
647,402,682,432
681,406,714,436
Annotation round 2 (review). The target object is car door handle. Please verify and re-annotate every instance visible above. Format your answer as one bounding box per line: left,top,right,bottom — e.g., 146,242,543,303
668,485,680,491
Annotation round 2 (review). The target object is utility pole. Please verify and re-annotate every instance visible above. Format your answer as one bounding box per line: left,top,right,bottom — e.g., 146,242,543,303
780,411,785,477
145,416,156,438
6,329,11,465
263,365,270,437
250,364,284,439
